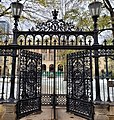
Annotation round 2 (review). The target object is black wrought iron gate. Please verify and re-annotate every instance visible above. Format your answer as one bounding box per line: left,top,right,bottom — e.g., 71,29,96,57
16,50,42,119
67,50,94,120
7,9,106,120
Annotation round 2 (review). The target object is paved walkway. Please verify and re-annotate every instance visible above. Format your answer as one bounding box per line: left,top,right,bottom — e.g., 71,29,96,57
20,107,86,120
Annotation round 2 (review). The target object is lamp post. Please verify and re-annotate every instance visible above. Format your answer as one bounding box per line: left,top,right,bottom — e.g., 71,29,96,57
88,1,102,101
9,2,23,102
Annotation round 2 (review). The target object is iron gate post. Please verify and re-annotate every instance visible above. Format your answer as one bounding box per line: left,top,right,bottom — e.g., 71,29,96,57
93,16,101,101
9,17,18,102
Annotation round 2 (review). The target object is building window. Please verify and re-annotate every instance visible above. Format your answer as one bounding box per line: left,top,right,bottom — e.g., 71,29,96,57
42,64,46,71
49,64,54,72
58,64,63,72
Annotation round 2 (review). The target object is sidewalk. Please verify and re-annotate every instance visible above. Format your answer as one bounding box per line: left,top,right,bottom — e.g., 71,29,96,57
20,106,86,120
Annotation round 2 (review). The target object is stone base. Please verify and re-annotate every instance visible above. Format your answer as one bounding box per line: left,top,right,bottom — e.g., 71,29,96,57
94,104,109,120
1,103,16,120
2,113,16,120
95,114,109,120
108,115,114,120
107,103,114,120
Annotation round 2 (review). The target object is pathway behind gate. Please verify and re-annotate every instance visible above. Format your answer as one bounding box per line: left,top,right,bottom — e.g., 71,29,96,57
20,107,86,120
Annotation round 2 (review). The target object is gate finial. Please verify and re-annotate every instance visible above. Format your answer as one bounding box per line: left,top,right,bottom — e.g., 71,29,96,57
52,9,58,20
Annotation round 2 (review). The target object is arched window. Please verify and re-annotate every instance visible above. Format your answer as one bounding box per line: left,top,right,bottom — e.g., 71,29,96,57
42,64,46,71
58,64,63,72
49,64,54,72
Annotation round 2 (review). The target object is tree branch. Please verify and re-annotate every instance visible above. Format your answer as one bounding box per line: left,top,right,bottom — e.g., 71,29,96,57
103,0,113,12
0,6,11,17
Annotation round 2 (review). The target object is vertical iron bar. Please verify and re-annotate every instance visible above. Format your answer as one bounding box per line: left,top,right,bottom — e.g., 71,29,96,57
90,49,94,120
18,50,21,101
103,78,105,101
44,71,46,94
40,54,42,111
105,51,110,102
53,49,56,120
72,54,74,98
66,54,69,112
58,73,59,94
6,75,9,100
47,71,48,94
83,51,85,96
112,87,114,101
49,72,50,94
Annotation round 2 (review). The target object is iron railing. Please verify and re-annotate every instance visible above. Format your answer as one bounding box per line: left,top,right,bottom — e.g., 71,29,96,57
0,75,19,101
41,71,67,106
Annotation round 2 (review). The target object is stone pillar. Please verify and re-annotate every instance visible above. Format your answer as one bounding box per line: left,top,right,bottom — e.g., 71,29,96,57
2,103,16,120
107,104,114,120
94,104,109,120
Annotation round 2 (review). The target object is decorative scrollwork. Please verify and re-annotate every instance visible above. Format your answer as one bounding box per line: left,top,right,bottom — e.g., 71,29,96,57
67,50,93,119
18,50,42,118
35,9,75,32
36,19,75,32
0,49,12,56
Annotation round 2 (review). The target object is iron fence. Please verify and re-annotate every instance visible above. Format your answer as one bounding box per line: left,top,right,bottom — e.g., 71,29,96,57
0,75,19,101
1,71,114,103
41,71,67,106
93,78,114,102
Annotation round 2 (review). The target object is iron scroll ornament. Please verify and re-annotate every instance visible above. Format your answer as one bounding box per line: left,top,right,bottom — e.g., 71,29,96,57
35,9,75,32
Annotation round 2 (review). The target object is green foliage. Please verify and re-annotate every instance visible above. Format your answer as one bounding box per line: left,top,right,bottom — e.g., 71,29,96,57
98,15,111,29
77,12,93,30
57,50,76,65
64,8,79,20
36,0,46,6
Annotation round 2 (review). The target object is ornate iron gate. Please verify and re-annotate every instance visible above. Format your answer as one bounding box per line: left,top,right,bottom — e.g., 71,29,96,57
16,50,42,119
67,50,94,120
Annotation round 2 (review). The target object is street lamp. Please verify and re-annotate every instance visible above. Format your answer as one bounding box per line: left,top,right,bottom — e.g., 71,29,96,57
88,1,102,18
11,2,23,30
9,2,23,102
11,2,23,18
89,1,102,45
88,1,102,102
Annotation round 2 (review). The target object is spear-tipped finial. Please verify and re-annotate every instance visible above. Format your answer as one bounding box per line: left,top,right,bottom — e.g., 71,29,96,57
52,9,58,20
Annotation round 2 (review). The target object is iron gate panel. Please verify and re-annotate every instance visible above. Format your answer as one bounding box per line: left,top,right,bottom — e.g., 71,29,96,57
67,50,94,120
16,50,42,119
